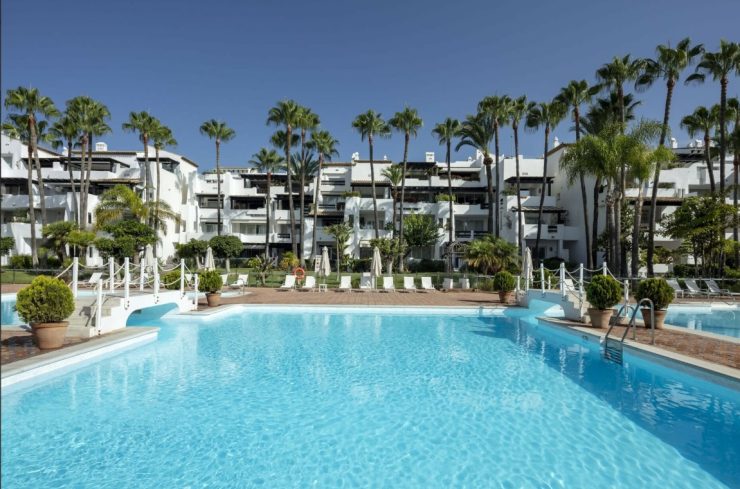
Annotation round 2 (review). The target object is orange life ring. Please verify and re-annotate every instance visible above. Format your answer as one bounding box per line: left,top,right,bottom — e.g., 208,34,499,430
294,267,305,280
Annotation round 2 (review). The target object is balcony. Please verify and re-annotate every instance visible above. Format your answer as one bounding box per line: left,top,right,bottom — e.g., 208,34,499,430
522,224,580,241
454,230,487,241
1,194,70,209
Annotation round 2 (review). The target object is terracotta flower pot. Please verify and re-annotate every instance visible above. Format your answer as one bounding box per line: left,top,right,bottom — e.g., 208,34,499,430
587,308,614,328
31,321,69,349
498,291,513,304
206,292,221,307
641,308,667,329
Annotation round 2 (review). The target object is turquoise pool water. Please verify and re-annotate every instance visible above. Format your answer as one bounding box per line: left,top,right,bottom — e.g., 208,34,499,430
2,307,739,488
664,305,740,338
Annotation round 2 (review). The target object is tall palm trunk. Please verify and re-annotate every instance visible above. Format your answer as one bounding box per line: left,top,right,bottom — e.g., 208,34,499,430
592,178,601,267
494,124,501,238
154,146,161,257
398,132,409,270
311,153,323,262
29,117,48,229
391,188,398,240
513,124,523,256
734,153,739,266
285,127,296,254
81,134,93,230
616,85,626,276
719,77,727,195
265,173,272,260
534,126,550,264
66,141,78,227
143,137,153,203
446,140,454,272
369,135,380,239
705,131,716,193
631,185,645,277
484,156,494,233
215,140,222,236
647,78,675,276
299,128,307,265
25,140,39,267
574,110,593,269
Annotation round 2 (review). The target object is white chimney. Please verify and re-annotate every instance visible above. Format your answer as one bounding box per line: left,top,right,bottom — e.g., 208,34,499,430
670,137,678,149
425,151,435,163
695,139,703,148
62,146,68,154
351,152,359,161
95,141,108,151
383,155,388,161
553,136,560,147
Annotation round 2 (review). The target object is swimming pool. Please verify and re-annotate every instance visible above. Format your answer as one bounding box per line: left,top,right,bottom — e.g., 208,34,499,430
664,304,740,338
2,306,738,488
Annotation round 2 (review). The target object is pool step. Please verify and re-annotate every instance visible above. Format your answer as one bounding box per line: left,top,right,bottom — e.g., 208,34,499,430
603,338,623,365
66,296,124,338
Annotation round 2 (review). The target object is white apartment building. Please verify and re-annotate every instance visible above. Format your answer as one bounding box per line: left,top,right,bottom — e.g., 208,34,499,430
0,133,199,265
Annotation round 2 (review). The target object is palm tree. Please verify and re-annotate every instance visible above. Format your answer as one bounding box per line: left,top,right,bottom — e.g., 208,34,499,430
681,106,718,193
526,100,567,263
478,96,512,238
464,235,519,275
249,148,284,259
389,107,423,269
637,38,704,276
67,96,111,230
687,40,740,195
352,110,391,239
432,118,461,271
4,87,60,233
122,111,159,204
94,184,179,233
556,80,598,269
49,115,82,226
381,164,403,238
295,107,320,265
508,97,535,258
596,55,645,275
325,222,352,277
151,122,177,250
455,112,496,233
309,130,339,261
267,100,302,254
199,119,235,236
728,97,740,263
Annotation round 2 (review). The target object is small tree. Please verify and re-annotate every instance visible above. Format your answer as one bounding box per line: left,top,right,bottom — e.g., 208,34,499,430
209,235,243,273
97,220,156,263
175,239,209,268
66,230,96,263
0,236,15,257
42,221,76,262
369,237,405,274
402,214,440,264
465,235,520,275
326,222,352,275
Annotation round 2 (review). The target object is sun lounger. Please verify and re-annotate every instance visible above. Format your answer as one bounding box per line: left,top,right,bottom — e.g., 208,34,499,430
229,274,248,290
666,279,685,298
684,279,717,298
403,276,417,292
278,274,296,291
704,279,740,297
300,275,317,291
382,276,395,292
420,276,435,291
81,272,103,288
337,276,352,292
442,278,454,291
359,273,374,291
220,274,229,288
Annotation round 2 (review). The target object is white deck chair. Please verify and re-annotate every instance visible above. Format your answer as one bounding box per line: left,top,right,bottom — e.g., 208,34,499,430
220,274,229,288
185,273,193,285
81,272,103,288
666,279,685,298
420,276,435,291
301,275,317,291
229,274,248,290
278,274,296,291
704,279,740,297
337,276,352,292
442,277,454,291
359,273,374,291
684,279,716,298
403,276,417,292
382,276,395,292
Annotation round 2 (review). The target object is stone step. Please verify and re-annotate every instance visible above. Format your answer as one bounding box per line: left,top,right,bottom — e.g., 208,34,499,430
66,296,123,338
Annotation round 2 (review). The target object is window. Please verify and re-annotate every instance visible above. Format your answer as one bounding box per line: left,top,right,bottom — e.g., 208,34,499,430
88,212,92,224
89,247,93,258
201,222,218,233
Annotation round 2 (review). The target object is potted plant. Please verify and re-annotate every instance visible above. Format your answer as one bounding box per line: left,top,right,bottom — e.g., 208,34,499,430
635,278,674,329
585,275,622,328
493,271,516,304
15,275,75,349
197,269,223,307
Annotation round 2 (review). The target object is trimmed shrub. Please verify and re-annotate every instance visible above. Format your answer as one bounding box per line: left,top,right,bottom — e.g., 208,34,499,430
9,255,32,269
279,252,299,271
478,278,495,291
585,275,622,310
245,257,262,269
15,275,75,324
197,269,222,293
162,270,182,290
408,259,445,273
493,271,516,292
635,278,674,310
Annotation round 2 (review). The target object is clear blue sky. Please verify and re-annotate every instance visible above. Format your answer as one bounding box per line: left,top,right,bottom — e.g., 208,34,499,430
2,0,738,170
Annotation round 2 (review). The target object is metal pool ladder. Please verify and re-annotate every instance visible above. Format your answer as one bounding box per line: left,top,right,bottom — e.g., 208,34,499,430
602,299,655,365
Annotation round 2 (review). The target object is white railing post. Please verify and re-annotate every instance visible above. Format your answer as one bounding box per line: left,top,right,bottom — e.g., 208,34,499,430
124,257,130,309
516,275,521,294
540,263,545,294
602,261,608,276
180,259,185,297
623,280,629,318
72,257,79,298
578,263,584,302
108,257,115,294
154,264,160,302
96,278,103,335
140,265,145,291
193,274,199,311
560,262,566,298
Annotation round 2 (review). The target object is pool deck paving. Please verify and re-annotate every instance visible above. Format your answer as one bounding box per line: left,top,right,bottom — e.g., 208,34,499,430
2,284,739,379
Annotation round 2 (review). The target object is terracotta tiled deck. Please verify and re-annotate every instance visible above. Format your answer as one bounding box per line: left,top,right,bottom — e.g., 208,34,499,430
1,328,89,365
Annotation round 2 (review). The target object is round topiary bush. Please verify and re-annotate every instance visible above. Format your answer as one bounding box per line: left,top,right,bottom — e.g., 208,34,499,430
635,278,674,310
15,275,75,324
162,270,182,290
493,271,516,292
197,269,223,293
585,275,622,310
